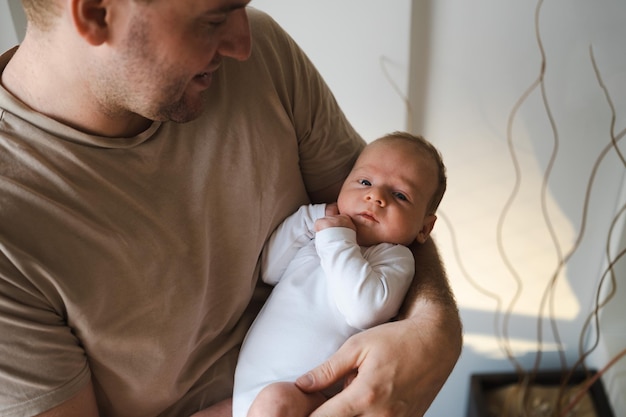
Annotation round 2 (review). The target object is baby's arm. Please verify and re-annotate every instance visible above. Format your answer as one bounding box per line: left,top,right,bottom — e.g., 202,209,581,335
314,224,414,329
261,204,326,285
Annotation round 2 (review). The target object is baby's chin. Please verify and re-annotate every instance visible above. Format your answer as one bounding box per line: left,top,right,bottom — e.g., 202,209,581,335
356,233,414,247
355,232,384,247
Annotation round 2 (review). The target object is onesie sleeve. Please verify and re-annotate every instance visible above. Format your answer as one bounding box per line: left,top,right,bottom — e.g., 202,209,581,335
315,228,415,330
260,204,326,285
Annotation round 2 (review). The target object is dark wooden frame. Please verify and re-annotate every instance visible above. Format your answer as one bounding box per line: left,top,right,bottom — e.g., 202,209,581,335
466,370,614,417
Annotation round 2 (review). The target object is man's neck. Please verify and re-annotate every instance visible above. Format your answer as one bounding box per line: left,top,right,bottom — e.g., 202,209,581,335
2,40,151,138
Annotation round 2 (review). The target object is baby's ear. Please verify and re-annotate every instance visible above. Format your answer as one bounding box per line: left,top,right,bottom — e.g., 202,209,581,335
416,215,437,244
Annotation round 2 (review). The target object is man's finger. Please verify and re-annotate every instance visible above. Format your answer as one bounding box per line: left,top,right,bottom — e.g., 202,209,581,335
296,341,362,392
308,387,360,417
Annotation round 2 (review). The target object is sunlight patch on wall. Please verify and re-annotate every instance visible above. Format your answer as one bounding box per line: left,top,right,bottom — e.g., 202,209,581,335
433,128,580,321
463,333,563,361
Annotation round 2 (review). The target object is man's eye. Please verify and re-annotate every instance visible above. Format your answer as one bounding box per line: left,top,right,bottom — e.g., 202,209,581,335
394,192,408,201
203,14,228,28
206,19,226,28
358,179,372,186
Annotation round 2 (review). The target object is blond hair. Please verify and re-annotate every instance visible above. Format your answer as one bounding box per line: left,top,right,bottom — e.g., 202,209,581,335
20,0,62,30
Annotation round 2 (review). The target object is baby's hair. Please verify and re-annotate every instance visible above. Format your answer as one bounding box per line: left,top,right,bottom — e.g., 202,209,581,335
374,131,447,214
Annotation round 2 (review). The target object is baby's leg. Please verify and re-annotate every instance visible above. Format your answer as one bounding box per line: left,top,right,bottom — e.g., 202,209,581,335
247,381,326,417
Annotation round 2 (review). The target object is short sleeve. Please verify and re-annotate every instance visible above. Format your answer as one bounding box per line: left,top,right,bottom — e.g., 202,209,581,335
0,249,91,417
248,9,366,194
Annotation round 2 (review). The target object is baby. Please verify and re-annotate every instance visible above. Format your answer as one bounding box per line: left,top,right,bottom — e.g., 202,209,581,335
233,131,447,417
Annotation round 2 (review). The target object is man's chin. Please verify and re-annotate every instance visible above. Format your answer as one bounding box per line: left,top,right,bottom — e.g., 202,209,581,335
159,101,205,124
148,88,207,122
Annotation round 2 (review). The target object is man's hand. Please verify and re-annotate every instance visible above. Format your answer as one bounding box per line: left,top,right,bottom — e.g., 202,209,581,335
295,311,461,417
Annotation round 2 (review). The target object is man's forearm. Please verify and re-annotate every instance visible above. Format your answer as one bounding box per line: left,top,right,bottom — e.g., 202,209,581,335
295,238,462,417
398,238,462,351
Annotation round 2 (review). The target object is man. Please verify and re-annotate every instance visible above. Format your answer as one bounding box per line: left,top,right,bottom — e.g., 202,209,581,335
0,1,462,416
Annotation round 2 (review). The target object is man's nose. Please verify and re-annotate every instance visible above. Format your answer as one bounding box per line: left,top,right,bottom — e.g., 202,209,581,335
217,8,252,61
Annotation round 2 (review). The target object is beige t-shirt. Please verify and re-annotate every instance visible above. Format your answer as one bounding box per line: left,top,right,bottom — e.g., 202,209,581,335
0,9,364,417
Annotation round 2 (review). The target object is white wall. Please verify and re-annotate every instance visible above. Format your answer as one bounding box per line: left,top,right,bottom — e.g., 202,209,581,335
0,1,21,52
3,1,624,416
252,0,412,142
418,1,626,416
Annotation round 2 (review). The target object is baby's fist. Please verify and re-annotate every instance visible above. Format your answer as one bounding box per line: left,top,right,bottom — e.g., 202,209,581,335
315,213,356,232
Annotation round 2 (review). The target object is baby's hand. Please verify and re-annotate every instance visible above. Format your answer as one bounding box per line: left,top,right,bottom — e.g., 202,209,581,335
315,205,356,232
325,203,340,217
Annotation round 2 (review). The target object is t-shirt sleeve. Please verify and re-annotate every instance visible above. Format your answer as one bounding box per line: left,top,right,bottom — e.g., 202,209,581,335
0,250,91,417
248,8,366,195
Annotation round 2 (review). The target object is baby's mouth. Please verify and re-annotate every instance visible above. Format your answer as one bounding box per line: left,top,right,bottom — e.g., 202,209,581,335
358,212,377,222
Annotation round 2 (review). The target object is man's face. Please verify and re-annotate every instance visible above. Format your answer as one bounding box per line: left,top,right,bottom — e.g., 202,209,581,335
92,0,252,123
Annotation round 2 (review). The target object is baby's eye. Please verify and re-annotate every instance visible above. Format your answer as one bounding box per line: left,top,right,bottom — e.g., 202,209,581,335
393,192,408,201
358,179,372,186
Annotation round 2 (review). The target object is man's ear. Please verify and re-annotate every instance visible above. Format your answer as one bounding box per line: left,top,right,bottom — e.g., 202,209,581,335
71,0,109,45
416,214,437,244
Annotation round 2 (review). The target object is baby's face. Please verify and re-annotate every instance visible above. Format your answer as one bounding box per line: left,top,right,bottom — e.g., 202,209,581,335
337,140,438,246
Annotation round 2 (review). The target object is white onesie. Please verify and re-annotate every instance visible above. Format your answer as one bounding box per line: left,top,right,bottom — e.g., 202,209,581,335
232,204,415,417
